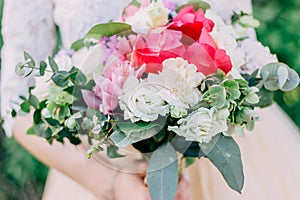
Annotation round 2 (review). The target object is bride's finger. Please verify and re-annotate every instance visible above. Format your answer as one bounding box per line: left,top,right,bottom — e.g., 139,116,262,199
175,173,193,200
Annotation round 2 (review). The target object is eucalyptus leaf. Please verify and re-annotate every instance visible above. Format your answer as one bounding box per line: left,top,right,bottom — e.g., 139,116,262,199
281,68,300,91
71,39,85,51
200,134,220,155
48,56,59,73
110,122,162,148
85,22,132,40
260,63,291,91
206,134,244,193
203,85,227,108
15,62,25,76
24,52,35,67
147,144,178,200
277,65,289,89
20,101,31,113
252,87,274,108
29,94,39,109
172,136,204,158
39,61,47,76
176,0,210,13
223,80,241,100
51,71,69,87
107,145,125,158
69,67,87,85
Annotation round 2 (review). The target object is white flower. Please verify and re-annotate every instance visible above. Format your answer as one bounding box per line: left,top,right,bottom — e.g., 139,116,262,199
241,39,278,73
168,108,229,144
125,0,170,34
206,10,245,70
170,105,187,118
119,76,169,122
72,44,105,78
148,58,204,109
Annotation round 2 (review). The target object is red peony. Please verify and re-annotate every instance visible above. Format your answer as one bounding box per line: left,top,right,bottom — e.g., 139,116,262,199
168,6,214,43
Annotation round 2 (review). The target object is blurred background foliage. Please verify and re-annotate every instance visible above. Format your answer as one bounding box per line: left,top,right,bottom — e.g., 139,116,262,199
0,0,299,199
253,0,300,126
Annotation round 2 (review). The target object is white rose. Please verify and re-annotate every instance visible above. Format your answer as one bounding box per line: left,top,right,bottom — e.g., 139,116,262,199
148,58,204,108
168,108,229,144
119,76,169,122
125,0,170,34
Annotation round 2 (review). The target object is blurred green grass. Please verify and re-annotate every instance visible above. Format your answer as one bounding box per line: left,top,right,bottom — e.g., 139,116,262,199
0,0,299,199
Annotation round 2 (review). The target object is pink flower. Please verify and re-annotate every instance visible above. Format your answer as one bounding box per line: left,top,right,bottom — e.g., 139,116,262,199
119,0,150,22
85,62,141,114
132,29,185,73
183,42,232,75
166,6,232,74
168,6,214,43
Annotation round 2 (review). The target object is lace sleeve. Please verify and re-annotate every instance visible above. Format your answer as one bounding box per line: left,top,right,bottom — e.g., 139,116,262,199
52,0,132,48
1,0,56,136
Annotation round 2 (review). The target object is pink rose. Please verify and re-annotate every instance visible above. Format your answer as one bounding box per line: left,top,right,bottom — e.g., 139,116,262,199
168,6,214,43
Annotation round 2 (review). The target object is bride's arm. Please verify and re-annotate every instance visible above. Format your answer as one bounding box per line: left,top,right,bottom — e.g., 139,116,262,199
0,1,123,199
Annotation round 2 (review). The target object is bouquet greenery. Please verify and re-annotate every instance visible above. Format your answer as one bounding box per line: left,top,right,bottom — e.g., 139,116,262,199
14,0,299,199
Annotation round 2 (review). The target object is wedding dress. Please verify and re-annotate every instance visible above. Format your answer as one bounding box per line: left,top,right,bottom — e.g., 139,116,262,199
1,0,300,199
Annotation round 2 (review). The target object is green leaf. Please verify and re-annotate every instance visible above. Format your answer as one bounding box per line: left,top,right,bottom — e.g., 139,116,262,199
33,110,42,124
223,80,241,100
15,62,26,76
259,63,299,91
252,87,274,108
39,61,47,76
48,56,59,73
69,67,87,85
176,0,210,13
85,22,132,40
71,39,85,51
200,134,220,155
20,101,31,113
206,134,244,193
281,68,300,91
172,136,204,158
185,157,196,168
147,144,178,200
26,126,35,135
24,52,35,67
11,109,17,117
110,122,163,148
87,144,104,159
203,85,227,108
107,145,125,158
29,94,39,109
51,71,69,87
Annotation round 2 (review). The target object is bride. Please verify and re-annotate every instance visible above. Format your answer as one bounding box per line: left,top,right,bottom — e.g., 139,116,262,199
2,0,300,199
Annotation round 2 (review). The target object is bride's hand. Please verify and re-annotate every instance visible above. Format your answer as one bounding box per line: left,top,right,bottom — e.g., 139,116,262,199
113,172,193,200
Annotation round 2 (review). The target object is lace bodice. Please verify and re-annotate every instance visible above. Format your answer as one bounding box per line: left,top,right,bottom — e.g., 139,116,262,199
1,0,252,136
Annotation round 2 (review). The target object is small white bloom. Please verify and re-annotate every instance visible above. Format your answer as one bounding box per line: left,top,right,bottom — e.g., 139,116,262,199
170,105,187,118
119,76,168,122
241,39,278,73
125,0,170,34
206,10,246,70
148,58,204,108
168,108,229,144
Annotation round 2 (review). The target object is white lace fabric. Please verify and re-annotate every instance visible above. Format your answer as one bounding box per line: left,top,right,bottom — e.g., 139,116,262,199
0,0,252,136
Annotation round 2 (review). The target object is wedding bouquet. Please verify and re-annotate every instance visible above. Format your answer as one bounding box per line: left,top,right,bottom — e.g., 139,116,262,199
14,0,299,199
